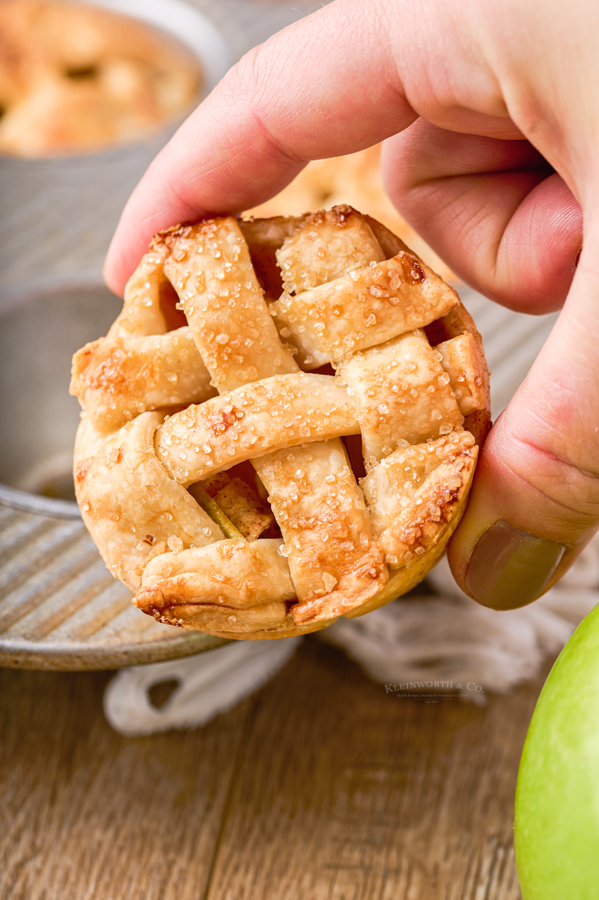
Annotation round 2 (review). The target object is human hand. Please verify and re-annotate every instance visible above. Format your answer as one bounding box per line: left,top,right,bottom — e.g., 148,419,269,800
104,0,599,610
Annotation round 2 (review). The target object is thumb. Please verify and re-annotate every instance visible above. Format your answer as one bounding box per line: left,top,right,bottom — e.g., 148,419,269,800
449,225,599,608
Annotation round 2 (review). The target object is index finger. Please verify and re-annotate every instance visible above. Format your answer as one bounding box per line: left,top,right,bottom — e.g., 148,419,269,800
103,0,416,294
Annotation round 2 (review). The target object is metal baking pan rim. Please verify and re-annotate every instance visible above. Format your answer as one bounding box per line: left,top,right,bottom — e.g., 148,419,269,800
0,483,80,519
0,631,228,670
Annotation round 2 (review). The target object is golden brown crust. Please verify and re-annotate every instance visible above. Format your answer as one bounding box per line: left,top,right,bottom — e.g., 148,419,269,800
74,412,223,591
271,250,459,367
276,205,385,292
425,302,492,443
71,207,490,639
254,441,387,621
136,540,294,633
239,215,308,301
159,220,298,390
70,243,216,431
154,373,360,485
436,332,487,416
154,217,389,620
71,329,216,432
362,432,477,567
335,330,464,467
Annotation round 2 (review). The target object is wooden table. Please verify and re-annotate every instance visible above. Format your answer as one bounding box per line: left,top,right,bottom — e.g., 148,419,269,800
0,639,547,899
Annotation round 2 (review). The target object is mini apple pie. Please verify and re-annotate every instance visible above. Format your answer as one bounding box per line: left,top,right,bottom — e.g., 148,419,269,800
71,206,490,639
0,0,201,157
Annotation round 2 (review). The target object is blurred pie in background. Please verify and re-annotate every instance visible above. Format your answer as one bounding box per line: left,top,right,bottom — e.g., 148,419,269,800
0,0,202,156
246,145,455,282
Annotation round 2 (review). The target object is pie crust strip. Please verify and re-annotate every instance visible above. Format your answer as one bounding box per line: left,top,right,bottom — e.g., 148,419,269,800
75,412,224,591
271,251,460,365
362,432,477,566
71,243,215,431
72,329,216,432
154,373,360,485
336,330,464,469
160,218,388,619
136,539,294,633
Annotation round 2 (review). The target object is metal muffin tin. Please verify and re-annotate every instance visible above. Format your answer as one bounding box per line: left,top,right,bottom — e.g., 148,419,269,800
0,0,247,669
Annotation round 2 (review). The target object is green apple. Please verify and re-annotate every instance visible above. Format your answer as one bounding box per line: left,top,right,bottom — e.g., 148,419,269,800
515,601,599,898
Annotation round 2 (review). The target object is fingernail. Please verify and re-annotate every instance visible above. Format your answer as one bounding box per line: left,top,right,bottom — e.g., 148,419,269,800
465,519,566,609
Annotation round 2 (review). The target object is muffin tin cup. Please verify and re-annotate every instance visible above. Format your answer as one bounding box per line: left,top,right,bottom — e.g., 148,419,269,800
0,0,246,669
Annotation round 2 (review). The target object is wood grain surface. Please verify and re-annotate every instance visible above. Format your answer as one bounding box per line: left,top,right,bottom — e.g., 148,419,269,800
0,639,546,899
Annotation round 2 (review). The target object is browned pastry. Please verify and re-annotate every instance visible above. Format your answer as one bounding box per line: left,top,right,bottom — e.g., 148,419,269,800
0,0,202,156
247,145,455,281
71,206,490,640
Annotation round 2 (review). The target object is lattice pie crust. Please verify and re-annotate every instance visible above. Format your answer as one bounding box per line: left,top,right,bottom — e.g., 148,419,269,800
71,207,490,639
